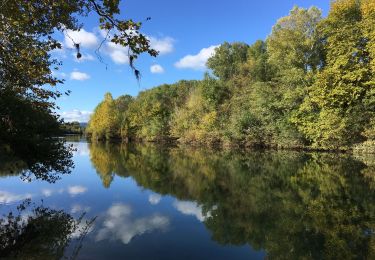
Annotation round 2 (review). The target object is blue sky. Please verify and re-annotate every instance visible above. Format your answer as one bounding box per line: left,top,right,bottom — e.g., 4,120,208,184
56,0,330,122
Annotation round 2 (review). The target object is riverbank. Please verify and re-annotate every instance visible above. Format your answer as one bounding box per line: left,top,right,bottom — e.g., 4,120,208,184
83,134,375,155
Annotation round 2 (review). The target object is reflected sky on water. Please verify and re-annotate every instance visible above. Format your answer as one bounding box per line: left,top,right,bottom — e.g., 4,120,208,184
1,139,374,259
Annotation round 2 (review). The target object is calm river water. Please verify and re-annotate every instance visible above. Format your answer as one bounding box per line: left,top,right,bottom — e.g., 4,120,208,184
0,138,374,259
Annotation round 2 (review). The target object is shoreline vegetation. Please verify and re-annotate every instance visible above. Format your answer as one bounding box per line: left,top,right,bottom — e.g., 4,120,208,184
60,122,86,135
86,2,375,153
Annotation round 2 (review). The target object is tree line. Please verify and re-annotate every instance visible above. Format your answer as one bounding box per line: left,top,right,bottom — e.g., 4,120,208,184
87,0,375,151
60,122,86,135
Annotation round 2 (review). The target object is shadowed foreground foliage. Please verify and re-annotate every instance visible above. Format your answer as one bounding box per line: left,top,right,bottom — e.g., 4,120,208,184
89,142,375,259
0,139,74,183
0,200,95,259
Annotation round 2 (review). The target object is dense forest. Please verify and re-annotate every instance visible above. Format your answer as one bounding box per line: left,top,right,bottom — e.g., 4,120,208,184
87,0,375,151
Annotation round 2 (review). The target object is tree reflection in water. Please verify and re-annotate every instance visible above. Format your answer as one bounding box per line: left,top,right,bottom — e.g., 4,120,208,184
0,139,74,183
0,199,95,259
89,142,375,259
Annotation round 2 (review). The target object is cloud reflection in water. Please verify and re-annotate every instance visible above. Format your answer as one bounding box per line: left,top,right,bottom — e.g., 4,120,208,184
96,203,169,244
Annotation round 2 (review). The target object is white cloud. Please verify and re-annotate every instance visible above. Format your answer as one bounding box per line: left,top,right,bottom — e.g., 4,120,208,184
104,37,174,64
148,194,162,205
173,200,208,222
71,204,91,214
96,27,132,40
68,185,88,196
41,188,64,197
60,110,92,123
0,191,32,204
98,27,110,38
70,218,95,239
175,45,219,70
94,31,174,64
70,71,90,81
150,64,165,74
96,203,169,244
149,36,174,55
104,42,129,64
64,29,99,49
52,71,67,79
72,53,95,62
41,189,53,197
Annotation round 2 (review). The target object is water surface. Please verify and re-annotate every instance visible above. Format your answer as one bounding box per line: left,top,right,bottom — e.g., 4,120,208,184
1,139,374,259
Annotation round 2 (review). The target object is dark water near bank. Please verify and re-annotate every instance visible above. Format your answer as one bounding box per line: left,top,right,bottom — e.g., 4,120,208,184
1,138,374,259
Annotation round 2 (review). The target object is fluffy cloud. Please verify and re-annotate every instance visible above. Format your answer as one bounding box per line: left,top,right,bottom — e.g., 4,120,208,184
150,64,165,74
64,29,99,49
101,35,174,64
41,189,53,197
68,185,88,196
96,203,169,244
70,71,90,81
66,29,174,64
60,110,92,123
173,200,209,222
71,204,91,214
0,191,32,204
52,70,67,79
175,45,219,70
149,36,174,55
70,218,95,239
105,42,129,64
41,188,64,197
148,194,162,205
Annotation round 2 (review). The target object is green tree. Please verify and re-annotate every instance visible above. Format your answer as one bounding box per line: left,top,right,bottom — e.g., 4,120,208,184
85,2,375,151
224,41,275,146
87,93,120,140
0,0,157,149
170,83,221,145
293,0,375,149
240,40,275,83
247,6,324,148
267,6,323,76
60,121,85,134
207,42,249,81
126,81,195,141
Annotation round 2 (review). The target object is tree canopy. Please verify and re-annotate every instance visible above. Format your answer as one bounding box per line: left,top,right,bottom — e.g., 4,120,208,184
87,0,375,151
0,0,157,153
